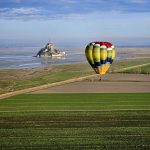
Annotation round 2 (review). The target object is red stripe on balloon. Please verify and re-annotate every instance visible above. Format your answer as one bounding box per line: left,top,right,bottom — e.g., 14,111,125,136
91,41,112,48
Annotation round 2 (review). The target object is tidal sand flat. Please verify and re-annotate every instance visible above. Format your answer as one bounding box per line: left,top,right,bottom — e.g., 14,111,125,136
0,47,150,69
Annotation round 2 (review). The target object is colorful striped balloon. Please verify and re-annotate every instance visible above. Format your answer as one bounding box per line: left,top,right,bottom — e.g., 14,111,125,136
85,41,116,75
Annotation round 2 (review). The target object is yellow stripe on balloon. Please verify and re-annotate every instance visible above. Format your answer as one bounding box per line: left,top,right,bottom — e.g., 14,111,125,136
107,49,112,58
96,64,110,75
112,49,116,59
100,48,107,61
104,63,110,73
85,44,94,65
93,44,100,62
99,66,105,75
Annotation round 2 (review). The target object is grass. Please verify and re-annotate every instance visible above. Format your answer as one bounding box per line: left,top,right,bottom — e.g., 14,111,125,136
121,64,150,74
108,58,150,72
0,58,150,94
0,93,150,150
0,63,93,94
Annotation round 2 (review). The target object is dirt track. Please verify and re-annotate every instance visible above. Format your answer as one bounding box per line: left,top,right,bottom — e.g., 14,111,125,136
32,73,150,93
1,63,150,100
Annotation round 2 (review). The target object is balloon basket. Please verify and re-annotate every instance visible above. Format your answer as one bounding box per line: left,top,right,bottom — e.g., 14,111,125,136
99,76,102,81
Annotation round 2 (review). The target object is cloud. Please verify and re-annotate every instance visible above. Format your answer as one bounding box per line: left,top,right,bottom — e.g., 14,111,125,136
0,6,86,20
0,7,44,20
11,7,41,15
0,0,150,20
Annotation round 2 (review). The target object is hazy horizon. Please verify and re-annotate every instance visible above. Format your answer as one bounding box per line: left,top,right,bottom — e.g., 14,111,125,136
0,38,150,48
0,0,150,48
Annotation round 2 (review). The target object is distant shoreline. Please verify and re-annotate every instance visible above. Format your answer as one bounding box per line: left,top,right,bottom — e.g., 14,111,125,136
0,47,150,70
0,44,150,48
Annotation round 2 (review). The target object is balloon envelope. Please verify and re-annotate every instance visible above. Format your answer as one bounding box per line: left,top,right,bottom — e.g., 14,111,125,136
85,41,116,75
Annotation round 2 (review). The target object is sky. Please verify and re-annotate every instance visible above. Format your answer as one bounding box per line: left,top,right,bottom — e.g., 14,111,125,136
0,0,150,47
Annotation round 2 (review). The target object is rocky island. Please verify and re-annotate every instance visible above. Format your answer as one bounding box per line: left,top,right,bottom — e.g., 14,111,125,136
36,43,66,57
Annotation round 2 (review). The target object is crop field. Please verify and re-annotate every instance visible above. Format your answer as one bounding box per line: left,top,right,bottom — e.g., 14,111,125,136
0,93,150,150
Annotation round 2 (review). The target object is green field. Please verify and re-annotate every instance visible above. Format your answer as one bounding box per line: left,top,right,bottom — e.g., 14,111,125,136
0,93,150,150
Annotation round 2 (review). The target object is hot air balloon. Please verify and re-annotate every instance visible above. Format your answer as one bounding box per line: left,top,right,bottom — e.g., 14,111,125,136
85,41,116,75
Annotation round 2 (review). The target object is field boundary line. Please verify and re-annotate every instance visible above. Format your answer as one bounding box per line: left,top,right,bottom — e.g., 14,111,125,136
0,62,150,100
0,74,97,100
0,109,150,112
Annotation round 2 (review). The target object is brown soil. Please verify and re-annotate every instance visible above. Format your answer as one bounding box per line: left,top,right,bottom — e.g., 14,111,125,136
32,73,150,93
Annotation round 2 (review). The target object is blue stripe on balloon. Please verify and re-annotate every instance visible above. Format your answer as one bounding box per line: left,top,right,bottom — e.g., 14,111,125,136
94,62,101,67
89,63,96,68
110,59,113,64
101,60,107,64
107,58,112,63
